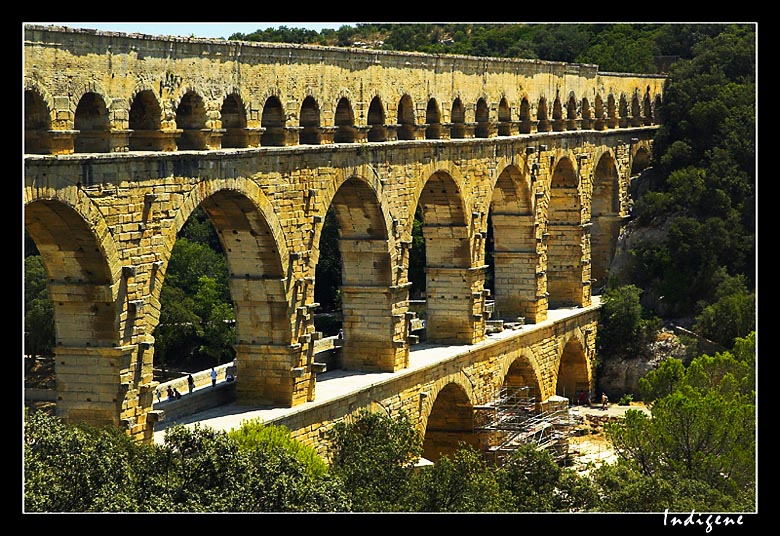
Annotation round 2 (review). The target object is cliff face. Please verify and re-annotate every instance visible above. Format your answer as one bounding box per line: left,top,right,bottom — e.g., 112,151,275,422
595,328,689,400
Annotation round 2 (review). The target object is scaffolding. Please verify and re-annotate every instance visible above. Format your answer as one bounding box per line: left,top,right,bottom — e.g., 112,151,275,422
474,385,583,465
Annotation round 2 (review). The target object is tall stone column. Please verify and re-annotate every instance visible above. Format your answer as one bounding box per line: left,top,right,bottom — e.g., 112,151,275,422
340,284,409,372
425,266,486,345
337,237,406,372
234,343,310,406
547,222,587,308
54,343,156,441
492,251,539,320
490,215,543,322
230,276,308,406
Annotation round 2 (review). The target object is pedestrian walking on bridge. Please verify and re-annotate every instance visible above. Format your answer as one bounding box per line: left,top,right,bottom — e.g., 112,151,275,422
211,367,217,386
187,374,195,394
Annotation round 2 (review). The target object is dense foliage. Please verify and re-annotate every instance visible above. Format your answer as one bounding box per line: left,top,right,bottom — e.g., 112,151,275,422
604,332,756,511
24,412,349,512
230,23,730,74
625,24,755,321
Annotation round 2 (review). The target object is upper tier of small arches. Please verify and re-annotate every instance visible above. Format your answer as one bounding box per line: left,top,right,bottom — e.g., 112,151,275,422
24,86,663,154
24,24,665,155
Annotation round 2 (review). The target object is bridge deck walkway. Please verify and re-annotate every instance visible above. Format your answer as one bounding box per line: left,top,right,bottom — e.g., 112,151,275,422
152,300,599,444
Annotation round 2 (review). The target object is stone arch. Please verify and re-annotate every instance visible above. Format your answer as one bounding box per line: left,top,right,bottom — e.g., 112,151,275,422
425,98,442,139
475,97,490,138
487,161,537,320
24,193,127,428
501,349,545,401
397,94,416,140
556,335,592,403
546,155,585,307
174,89,209,150
333,96,356,143
24,77,55,124
220,91,249,148
129,87,164,151
590,151,621,290
315,173,400,371
261,94,287,146
299,95,322,145
367,94,387,142
420,379,477,462
518,96,532,133
450,97,466,139
73,91,111,153
158,180,290,330
631,144,653,176
24,83,53,154
412,167,477,344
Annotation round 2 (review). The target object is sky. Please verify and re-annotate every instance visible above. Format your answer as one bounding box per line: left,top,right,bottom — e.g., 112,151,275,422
29,22,357,39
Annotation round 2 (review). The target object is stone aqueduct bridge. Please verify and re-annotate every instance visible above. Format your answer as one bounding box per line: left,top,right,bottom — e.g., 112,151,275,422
23,25,664,448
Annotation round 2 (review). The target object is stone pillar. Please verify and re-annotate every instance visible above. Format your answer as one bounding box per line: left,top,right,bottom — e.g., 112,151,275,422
45,130,75,154
204,128,226,150
340,284,409,372
492,251,539,321
498,120,520,136
54,343,156,441
590,215,623,290
107,129,131,152
245,127,265,147
547,222,587,308
425,266,486,345
159,129,182,151
320,126,337,144
234,343,309,406
230,276,292,349
355,125,371,143
491,215,541,322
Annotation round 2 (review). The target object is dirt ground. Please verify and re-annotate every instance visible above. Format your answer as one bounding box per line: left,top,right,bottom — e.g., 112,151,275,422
566,402,649,474
568,432,618,474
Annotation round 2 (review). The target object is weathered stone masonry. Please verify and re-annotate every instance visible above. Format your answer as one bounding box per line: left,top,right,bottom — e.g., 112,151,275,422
24,25,663,445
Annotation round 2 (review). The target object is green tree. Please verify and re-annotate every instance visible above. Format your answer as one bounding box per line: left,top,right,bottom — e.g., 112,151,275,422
228,418,329,478
24,255,55,358
638,356,686,402
597,284,661,359
328,409,423,511
407,444,508,512
606,333,755,511
25,411,350,512
25,409,149,511
694,272,755,348
495,443,599,512
631,24,756,317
